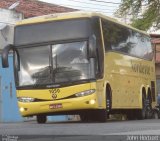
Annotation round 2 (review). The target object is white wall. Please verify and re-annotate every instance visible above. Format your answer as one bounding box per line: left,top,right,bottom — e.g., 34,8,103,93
0,8,23,50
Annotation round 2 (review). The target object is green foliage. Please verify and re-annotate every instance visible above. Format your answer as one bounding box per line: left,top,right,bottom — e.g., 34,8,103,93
115,0,160,31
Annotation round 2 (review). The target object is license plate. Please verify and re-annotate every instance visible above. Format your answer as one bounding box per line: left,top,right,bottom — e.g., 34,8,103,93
49,103,62,109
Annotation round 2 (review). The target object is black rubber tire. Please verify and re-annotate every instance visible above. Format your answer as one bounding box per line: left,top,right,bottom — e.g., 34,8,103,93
80,114,90,122
106,86,112,119
94,86,111,122
137,96,146,120
37,115,47,124
96,109,107,122
127,110,136,120
80,112,94,122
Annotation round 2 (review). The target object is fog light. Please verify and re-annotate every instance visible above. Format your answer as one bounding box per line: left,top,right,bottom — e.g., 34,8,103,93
89,99,95,105
20,107,25,112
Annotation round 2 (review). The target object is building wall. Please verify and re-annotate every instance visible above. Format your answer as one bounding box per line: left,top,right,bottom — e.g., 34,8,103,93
0,25,14,50
0,9,23,122
0,8,23,50
0,8,23,23
151,35,160,96
155,43,160,95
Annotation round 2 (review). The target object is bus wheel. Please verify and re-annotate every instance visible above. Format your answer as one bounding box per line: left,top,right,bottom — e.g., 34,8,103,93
137,95,146,120
80,114,89,122
95,85,112,122
80,112,92,122
96,109,107,122
37,115,47,124
106,85,112,118
145,91,152,119
127,110,136,120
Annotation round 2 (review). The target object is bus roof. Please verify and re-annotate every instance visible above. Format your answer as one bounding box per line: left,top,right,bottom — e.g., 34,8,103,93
16,11,148,36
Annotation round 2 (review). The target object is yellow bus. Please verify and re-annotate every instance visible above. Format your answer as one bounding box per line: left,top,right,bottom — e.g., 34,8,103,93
2,12,157,123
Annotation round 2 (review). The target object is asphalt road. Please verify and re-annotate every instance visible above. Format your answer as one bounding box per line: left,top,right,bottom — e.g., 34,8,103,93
0,119,160,141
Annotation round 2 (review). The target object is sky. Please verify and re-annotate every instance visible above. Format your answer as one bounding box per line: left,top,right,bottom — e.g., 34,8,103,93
39,0,121,17
38,0,159,33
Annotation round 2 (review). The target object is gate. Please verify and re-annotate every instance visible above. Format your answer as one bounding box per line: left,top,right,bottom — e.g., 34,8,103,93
0,55,22,122
0,75,2,122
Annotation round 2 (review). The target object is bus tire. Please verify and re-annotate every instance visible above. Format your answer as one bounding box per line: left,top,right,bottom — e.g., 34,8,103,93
96,109,107,122
146,89,152,119
95,85,112,122
80,112,93,122
127,110,136,120
137,94,146,120
106,85,112,118
37,115,47,124
80,114,90,122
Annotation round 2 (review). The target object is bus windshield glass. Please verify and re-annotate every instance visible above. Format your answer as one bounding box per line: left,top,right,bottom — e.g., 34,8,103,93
17,41,95,87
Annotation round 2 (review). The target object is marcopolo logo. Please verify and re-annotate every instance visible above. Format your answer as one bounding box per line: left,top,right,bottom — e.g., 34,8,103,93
49,88,60,100
52,93,57,99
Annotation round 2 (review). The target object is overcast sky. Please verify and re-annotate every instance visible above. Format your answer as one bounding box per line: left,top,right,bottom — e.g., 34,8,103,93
39,0,121,17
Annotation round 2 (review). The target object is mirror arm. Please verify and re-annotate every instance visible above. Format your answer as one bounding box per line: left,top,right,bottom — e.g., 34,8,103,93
14,48,20,71
89,35,97,58
2,44,17,68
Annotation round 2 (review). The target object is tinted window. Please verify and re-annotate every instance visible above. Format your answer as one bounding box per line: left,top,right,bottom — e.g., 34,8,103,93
102,19,153,60
15,18,91,46
102,19,132,52
129,32,153,60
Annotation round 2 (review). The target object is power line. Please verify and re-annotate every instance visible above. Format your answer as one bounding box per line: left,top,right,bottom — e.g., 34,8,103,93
58,4,115,14
80,9,115,14
59,3,116,11
68,0,119,8
89,0,121,5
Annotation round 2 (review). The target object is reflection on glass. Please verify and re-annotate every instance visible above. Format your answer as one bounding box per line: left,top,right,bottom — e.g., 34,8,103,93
18,46,50,86
102,19,153,60
51,42,92,83
17,41,95,87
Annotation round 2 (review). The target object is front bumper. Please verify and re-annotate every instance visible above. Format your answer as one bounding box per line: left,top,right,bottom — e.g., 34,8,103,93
18,93,98,117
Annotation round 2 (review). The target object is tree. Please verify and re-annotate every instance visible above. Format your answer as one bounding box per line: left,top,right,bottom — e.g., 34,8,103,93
115,0,160,31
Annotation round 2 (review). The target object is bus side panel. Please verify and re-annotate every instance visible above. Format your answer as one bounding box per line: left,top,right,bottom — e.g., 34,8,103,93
105,52,156,109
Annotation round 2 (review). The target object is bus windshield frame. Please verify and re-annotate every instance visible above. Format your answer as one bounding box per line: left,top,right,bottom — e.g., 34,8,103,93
12,17,103,89
15,40,96,89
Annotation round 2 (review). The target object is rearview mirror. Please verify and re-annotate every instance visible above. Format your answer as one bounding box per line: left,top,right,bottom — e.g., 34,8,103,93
89,35,97,58
2,44,19,69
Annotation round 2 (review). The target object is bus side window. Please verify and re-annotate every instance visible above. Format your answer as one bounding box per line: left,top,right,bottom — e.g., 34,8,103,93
102,19,131,53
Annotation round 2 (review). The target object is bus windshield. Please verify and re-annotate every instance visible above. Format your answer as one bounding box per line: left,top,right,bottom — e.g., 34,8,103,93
17,41,95,87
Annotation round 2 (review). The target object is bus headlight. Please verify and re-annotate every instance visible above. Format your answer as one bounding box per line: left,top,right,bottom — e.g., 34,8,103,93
20,107,25,112
18,97,35,102
75,89,95,97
